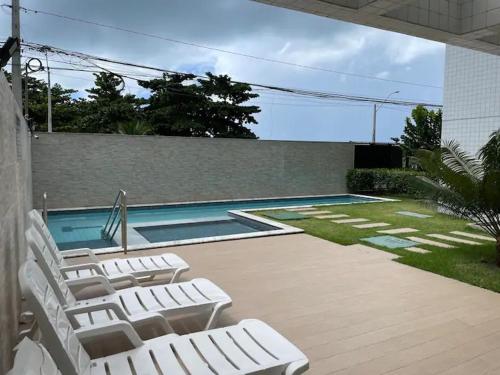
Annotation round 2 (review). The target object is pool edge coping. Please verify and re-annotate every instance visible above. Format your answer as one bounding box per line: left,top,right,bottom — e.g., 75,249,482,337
45,193,398,212
56,194,398,257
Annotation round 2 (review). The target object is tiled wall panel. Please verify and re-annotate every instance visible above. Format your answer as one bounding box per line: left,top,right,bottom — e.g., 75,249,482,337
32,134,354,209
0,71,32,373
443,45,500,155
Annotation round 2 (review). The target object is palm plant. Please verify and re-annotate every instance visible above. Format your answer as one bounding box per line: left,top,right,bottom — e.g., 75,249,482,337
416,130,500,266
118,120,153,135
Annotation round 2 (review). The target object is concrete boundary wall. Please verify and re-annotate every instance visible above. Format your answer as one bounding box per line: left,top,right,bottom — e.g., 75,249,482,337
31,133,354,209
0,71,32,372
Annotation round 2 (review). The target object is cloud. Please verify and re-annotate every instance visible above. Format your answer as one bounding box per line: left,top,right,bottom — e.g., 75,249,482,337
382,33,444,64
0,0,445,142
376,71,390,79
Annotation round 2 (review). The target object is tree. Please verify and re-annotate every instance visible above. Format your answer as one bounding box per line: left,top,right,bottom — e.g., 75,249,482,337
394,105,442,167
139,72,260,138
78,72,140,133
4,70,260,138
139,73,208,136
4,72,79,131
415,130,500,266
198,72,260,138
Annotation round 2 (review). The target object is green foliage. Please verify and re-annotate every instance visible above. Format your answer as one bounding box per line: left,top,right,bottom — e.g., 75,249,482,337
347,168,425,195
393,105,442,167
478,130,500,171
77,73,141,133
138,72,260,138
415,131,500,265
5,71,80,131
118,120,152,135
5,70,260,138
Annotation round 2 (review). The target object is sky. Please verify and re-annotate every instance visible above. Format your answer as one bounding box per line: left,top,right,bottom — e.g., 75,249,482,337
0,0,445,142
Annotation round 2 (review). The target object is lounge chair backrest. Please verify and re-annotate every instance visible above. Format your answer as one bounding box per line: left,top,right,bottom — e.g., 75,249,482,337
25,226,76,306
7,337,61,375
28,210,67,266
18,260,91,375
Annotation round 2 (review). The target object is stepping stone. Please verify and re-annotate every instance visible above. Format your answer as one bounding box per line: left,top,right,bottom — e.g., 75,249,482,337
427,234,481,245
286,207,315,212
378,228,419,234
301,210,331,215
353,222,391,229
396,211,432,218
450,231,496,242
264,212,307,221
405,247,431,254
406,236,455,249
361,235,418,249
333,218,369,224
314,214,349,219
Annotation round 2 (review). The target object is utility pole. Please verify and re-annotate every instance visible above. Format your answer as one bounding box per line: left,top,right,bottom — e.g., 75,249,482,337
371,103,377,143
371,90,400,144
45,51,52,132
11,0,22,108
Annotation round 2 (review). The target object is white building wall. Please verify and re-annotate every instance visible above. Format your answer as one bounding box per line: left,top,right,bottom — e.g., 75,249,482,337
443,45,500,155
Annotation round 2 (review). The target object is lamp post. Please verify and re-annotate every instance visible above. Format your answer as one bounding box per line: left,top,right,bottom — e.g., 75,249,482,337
372,90,399,143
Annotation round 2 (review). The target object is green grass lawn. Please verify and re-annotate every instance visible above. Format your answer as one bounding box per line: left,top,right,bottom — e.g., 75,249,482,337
255,198,500,293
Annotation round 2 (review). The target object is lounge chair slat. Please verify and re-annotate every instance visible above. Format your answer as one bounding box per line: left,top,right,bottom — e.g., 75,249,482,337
207,329,262,371
238,319,306,363
119,289,149,314
145,344,189,375
188,334,239,373
224,325,278,367
170,338,216,373
105,348,161,375
133,288,164,310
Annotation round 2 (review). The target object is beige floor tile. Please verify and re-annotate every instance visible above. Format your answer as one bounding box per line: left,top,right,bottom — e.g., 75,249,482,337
333,218,369,224
405,247,431,254
314,214,349,219
353,222,391,229
406,236,456,249
450,231,496,242
378,228,419,234
69,234,500,374
428,233,481,245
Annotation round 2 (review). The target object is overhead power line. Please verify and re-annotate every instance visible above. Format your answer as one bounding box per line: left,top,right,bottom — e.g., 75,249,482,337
20,41,443,108
0,3,443,90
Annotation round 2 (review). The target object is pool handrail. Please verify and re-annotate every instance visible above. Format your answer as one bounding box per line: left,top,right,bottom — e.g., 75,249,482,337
101,190,128,253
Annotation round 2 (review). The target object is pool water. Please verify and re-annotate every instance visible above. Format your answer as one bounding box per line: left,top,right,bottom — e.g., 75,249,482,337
137,218,277,243
48,194,381,250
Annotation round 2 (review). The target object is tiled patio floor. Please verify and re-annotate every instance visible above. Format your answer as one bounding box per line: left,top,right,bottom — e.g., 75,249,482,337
75,234,500,374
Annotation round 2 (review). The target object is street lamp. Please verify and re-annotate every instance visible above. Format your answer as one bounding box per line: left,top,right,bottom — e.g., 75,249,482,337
372,90,400,143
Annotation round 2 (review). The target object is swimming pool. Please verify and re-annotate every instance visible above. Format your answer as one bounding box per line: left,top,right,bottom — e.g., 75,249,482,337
47,194,386,251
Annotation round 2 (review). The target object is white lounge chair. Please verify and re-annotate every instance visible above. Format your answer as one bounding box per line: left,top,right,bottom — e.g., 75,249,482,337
19,260,309,375
28,209,189,285
26,230,232,332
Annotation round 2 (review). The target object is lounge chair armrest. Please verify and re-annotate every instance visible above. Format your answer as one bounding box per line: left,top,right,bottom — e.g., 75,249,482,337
65,275,116,295
129,312,174,334
61,248,99,262
65,301,128,325
75,320,143,348
59,263,105,277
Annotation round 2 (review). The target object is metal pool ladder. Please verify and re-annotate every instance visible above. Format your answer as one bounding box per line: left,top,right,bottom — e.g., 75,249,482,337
101,190,128,254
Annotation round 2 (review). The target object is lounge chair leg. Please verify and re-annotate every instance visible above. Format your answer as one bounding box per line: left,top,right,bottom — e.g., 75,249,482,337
204,302,229,330
285,359,309,375
170,267,189,284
